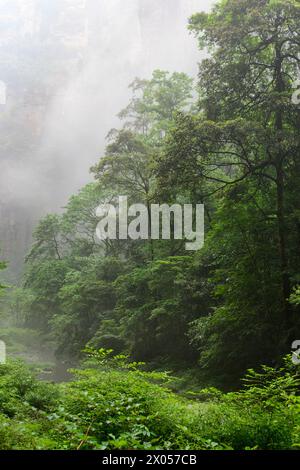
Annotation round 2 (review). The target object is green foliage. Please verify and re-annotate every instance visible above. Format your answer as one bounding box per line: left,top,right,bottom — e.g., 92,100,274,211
3,0,300,451
0,261,7,294
0,327,41,355
114,256,205,362
0,356,297,450
19,0,300,380
0,360,59,449
118,70,194,140
290,287,300,306
0,360,58,415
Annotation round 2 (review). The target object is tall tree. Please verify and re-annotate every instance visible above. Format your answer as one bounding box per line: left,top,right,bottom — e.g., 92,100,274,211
188,0,300,325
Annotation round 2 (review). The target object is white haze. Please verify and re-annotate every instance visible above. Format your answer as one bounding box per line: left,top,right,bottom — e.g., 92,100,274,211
29,0,215,211
0,0,215,277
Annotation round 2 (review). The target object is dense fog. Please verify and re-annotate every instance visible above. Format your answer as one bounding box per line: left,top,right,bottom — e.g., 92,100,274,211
0,0,214,278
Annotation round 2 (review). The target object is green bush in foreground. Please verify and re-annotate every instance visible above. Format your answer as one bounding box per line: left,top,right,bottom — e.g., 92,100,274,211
0,354,298,450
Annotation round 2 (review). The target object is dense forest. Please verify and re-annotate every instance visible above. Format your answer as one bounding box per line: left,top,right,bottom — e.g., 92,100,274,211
1,0,300,451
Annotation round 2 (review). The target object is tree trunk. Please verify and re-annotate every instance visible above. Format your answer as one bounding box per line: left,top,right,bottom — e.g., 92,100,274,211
276,165,291,323
274,41,291,327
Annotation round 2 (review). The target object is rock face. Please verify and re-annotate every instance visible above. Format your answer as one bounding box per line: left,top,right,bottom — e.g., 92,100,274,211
0,0,206,281
0,0,87,280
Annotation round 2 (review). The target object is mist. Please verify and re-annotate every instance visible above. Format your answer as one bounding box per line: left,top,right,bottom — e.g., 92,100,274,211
0,0,215,278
